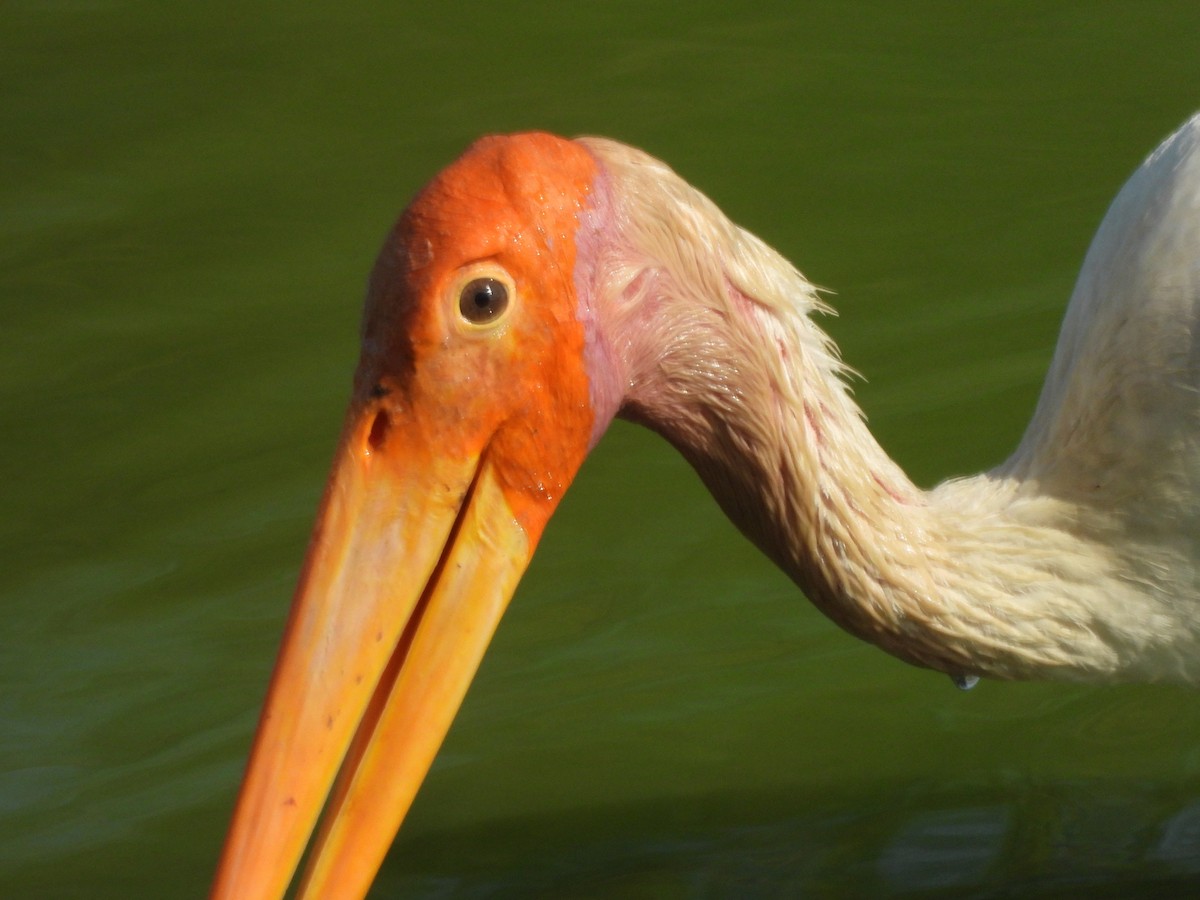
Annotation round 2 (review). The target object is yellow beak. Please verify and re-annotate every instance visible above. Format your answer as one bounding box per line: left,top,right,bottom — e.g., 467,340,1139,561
210,403,531,899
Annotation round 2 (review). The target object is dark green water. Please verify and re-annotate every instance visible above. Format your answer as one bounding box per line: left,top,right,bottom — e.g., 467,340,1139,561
4,2,1200,896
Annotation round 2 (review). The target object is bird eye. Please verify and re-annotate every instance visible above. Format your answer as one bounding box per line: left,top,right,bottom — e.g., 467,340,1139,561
458,277,509,325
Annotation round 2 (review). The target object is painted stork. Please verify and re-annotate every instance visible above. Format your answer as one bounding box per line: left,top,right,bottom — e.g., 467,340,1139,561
212,113,1200,898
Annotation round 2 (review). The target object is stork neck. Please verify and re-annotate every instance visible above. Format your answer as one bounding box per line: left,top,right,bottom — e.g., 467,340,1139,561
611,284,1185,682
611,275,965,671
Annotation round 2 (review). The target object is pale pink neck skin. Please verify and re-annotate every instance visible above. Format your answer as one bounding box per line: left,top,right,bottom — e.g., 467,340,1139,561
572,161,626,451
566,126,1200,686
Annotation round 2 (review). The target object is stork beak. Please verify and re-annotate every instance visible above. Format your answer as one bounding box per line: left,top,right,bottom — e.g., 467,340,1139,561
210,401,532,900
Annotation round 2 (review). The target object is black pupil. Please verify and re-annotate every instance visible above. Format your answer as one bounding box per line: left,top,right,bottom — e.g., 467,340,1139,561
460,278,507,323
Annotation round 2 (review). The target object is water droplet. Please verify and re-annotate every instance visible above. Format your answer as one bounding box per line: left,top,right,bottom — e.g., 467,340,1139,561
951,673,980,691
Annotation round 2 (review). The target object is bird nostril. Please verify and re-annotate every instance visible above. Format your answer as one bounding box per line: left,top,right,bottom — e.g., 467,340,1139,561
367,408,391,454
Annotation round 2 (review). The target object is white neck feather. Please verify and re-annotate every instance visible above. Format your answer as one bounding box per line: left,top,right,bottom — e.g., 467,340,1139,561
580,127,1200,685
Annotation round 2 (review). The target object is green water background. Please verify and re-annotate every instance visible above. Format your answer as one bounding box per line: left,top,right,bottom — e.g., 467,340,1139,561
4,2,1200,896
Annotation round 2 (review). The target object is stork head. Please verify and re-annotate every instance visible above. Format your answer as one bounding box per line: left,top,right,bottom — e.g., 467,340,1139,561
211,133,627,899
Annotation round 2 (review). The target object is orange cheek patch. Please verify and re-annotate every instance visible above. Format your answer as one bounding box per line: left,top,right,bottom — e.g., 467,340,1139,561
488,249,595,545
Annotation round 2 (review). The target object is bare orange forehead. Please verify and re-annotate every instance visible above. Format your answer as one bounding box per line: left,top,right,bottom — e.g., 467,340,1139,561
363,133,599,376
400,132,598,270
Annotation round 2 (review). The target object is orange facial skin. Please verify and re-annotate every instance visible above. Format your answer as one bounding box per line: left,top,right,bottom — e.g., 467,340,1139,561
360,131,602,539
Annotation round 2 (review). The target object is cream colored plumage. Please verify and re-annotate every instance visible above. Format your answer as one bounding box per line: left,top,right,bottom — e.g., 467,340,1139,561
579,114,1200,684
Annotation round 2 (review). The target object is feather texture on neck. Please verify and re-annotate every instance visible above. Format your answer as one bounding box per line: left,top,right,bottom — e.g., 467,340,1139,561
577,129,1200,685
